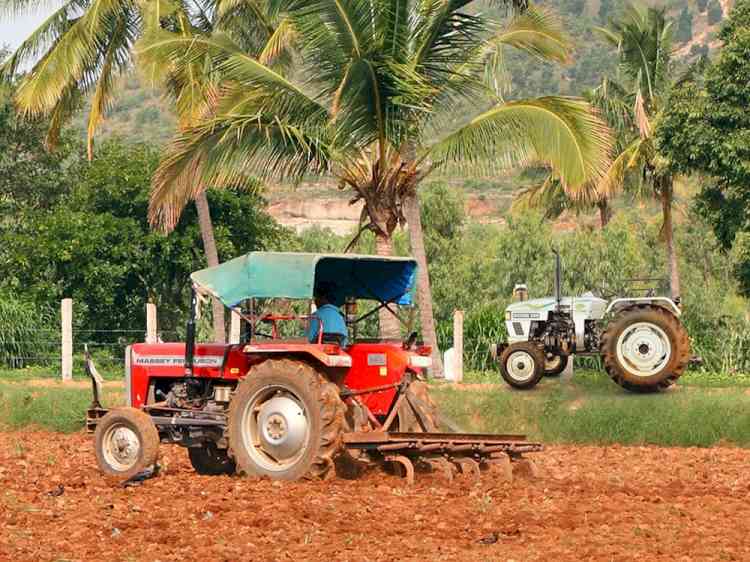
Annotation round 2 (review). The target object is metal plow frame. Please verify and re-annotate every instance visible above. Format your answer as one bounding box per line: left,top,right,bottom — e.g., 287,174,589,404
343,431,543,485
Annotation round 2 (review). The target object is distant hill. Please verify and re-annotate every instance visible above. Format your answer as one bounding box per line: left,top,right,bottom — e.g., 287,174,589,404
73,0,732,147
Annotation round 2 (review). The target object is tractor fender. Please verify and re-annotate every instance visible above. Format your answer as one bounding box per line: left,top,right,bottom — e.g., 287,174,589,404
242,343,352,368
605,297,681,317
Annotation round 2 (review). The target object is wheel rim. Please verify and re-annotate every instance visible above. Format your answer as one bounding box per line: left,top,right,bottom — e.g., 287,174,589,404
102,423,141,472
241,385,310,472
616,322,672,377
545,354,561,371
506,351,536,382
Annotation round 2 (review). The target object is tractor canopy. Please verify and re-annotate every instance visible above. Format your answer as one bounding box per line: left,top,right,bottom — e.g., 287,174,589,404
190,252,418,308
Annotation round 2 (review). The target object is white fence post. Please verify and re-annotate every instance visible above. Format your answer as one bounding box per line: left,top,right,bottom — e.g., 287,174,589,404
453,309,464,383
230,308,241,344
146,303,158,343
61,298,73,381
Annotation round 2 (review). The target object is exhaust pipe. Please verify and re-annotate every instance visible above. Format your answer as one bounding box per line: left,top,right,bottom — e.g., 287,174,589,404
185,287,197,377
552,248,562,310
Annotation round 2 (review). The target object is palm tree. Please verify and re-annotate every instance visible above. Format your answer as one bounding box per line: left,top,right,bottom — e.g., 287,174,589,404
515,4,683,300
593,3,682,299
146,0,612,371
0,0,289,341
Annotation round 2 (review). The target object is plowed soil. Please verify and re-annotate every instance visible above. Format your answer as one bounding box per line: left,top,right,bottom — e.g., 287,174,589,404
2,431,750,562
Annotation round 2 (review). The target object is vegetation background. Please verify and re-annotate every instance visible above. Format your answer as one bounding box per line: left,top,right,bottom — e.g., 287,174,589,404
0,0,748,381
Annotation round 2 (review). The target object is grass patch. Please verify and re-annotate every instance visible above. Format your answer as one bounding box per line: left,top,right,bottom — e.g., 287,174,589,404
0,354,125,382
433,370,750,447
0,381,124,433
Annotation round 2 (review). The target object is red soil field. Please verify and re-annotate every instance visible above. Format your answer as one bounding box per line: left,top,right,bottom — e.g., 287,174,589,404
2,430,749,561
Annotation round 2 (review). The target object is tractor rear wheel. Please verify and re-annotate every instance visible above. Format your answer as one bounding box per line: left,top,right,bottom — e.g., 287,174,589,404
94,407,160,480
499,342,545,390
398,380,439,432
188,443,236,475
601,306,690,392
228,359,345,480
544,353,568,377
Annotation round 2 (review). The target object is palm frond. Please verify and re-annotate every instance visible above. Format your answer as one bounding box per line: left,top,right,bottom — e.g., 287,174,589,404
0,0,86,80
598,136,644,197
489,7,571,65
12,0,137,121
257,16,295,65
86,12,131,159
428,96,612,191
149,114,332,230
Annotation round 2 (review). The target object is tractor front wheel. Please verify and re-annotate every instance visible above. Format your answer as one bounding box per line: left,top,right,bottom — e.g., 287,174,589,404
601,306,690,392
94,407,160,480
499,342,545,390
228,359,345,480
188,443,236,475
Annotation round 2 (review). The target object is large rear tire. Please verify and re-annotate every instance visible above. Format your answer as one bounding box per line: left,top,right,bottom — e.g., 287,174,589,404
398,380,439,432
601,306,690,393
188,443,236,475
499,342,545,390
228,359,345,480
94,407,160,480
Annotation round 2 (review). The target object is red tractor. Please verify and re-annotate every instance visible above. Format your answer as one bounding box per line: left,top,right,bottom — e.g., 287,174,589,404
87,252,541,483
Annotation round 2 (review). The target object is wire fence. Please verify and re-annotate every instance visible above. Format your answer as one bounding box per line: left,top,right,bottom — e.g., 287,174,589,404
1,327,181,378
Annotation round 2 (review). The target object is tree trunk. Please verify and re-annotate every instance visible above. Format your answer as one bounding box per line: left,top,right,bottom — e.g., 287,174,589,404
403,191,445,378
660,180,681,301
597,198,612,228
195,190,225,343
375,233,403,339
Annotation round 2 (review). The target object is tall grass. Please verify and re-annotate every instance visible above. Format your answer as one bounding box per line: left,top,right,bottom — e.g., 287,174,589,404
0,292,53,368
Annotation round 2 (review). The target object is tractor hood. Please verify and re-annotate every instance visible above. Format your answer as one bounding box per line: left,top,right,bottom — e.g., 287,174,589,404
506,294,608,317
190,252,417,308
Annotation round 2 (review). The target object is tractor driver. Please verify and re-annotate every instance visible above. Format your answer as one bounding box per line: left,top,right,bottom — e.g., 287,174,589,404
306,284,348,347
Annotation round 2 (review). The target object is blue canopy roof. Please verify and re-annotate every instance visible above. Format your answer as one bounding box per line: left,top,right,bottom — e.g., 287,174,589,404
190,252,418,308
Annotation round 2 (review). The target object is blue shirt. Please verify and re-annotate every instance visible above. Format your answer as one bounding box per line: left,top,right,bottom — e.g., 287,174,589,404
306,304,348,346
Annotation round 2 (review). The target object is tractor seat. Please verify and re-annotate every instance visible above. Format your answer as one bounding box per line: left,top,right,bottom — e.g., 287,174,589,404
321,333,347,346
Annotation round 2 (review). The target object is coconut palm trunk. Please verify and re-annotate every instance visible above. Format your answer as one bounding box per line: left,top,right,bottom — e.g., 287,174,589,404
374,232,402,339
195,191,225,342
403,192,445,378
660,178,681,301
597,198,612,228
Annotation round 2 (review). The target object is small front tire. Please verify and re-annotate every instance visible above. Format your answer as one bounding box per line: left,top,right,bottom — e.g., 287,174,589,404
499,342,545,390
94,407,160,480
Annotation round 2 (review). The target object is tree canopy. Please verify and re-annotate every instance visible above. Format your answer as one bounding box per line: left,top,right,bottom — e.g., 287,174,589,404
656,0,750,295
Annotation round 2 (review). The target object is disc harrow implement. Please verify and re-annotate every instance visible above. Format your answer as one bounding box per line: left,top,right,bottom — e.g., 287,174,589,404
343,431,543,485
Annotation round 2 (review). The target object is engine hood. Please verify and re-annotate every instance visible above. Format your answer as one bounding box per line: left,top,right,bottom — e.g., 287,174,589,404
506,294,607,315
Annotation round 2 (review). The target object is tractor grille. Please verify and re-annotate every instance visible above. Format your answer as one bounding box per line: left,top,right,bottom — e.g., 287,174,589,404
513,322,525,336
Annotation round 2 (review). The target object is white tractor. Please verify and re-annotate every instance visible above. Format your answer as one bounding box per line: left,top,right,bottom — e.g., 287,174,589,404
492,251,690,393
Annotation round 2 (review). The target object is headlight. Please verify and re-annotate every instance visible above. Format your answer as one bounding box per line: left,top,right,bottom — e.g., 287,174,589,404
409,355,432,368
505,311,512,321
